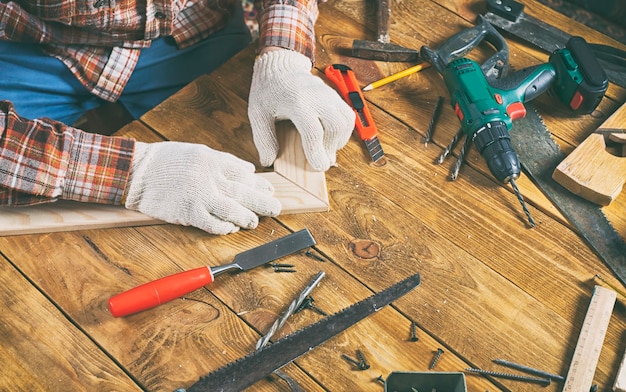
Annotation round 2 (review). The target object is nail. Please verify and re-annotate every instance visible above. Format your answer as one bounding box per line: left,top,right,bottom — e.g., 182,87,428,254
273,267,297,273
376,375,385,384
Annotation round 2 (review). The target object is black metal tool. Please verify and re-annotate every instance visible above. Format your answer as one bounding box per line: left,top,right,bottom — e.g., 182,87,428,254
182,273,421,392
483,0,626,88
511,107,626,287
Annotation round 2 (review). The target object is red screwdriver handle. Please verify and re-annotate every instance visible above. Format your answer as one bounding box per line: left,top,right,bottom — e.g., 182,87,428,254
108,266,214,317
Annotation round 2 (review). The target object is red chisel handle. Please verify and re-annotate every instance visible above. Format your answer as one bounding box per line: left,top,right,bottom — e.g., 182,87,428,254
324,64,378,141
108,266,214,317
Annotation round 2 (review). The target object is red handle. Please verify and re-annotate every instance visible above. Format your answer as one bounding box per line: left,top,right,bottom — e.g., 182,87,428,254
324,64,378,141
108,266,214,317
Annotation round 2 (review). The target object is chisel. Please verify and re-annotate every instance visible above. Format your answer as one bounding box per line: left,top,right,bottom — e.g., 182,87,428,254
324,64,385,163
108,229,316,317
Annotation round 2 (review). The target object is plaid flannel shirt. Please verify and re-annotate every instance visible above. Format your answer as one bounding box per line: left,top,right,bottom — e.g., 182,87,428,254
0,0,321,206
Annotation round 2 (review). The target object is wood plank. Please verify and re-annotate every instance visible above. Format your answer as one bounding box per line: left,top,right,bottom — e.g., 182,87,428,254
0,255,141,391
553,103,626,206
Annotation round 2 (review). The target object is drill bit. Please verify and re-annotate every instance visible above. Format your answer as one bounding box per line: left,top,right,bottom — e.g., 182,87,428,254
256,271,325,350
509,177,536,228
424,96,444,146
450,135,471,181
436,128,463,164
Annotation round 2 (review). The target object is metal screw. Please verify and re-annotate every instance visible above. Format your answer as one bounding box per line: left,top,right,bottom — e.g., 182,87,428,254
409,321,419,341
375,375,385,384
356,349,370,370
342,353,363,369
492,358,564,382
429,348,444,369
273,267,297,273
304,249,326,262
342,349,369,370
295,296,327,315
465,368,551,386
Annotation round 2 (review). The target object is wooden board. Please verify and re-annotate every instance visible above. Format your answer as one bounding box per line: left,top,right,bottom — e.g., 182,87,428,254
553,103,626,206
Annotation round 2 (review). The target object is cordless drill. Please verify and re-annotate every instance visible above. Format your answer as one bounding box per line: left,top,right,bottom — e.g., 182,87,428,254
442,35,607,184
420,15,607,226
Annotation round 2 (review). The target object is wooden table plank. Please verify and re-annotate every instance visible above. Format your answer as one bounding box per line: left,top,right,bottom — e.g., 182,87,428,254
0,255,141,391
1,0,625,391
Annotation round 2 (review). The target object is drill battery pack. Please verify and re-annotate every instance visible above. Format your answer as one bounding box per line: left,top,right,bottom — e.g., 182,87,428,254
549,36,608,114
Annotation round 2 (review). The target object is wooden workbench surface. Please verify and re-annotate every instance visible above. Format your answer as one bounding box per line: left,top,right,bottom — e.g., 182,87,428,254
2,0,625,391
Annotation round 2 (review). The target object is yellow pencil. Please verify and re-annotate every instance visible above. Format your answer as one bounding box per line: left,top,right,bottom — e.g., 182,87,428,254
362,62,431,91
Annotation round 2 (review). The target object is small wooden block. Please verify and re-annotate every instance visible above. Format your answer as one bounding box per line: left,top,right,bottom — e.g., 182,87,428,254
553,103,626,206
615,349,626,392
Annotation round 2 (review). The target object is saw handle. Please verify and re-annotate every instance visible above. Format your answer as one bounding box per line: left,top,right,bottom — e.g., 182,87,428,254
108,266,214,317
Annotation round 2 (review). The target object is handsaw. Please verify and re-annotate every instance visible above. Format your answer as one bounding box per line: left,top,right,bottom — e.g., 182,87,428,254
180,273,421,392
483,0,626,88
108,229,316,317
510,106,626,287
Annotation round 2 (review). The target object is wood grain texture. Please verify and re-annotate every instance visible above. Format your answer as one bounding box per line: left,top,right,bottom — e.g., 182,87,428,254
0,254,141,391
553,103,626,206
1,1,625,391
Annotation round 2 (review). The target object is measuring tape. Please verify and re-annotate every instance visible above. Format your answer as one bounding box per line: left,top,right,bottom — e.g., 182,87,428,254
563,285,616,391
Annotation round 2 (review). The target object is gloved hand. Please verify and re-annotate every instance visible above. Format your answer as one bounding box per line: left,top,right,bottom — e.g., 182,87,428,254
248,48,356,171
123,141,281,235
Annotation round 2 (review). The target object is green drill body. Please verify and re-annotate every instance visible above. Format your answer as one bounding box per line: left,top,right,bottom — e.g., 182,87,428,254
442,57,555,183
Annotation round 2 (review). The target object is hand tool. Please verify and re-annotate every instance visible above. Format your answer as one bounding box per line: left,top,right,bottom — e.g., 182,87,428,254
108,229,316,317
362,62,431,91
420,16,607,227
350,0,420,62
511,108,626,286
553,103,626,206
483,0,626,89
325,63,385,163
562,285,616,391
180,273,421,392
256,271,325,350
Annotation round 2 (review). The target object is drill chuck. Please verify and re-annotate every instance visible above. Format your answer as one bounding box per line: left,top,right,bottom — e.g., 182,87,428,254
472,121,521,183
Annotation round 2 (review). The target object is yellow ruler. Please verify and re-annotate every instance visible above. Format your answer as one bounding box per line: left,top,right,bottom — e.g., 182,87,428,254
563,285,616,391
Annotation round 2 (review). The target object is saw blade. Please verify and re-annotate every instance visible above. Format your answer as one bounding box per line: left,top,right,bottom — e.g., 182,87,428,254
483,0,626,88
510,106,626,286
184,273,421,392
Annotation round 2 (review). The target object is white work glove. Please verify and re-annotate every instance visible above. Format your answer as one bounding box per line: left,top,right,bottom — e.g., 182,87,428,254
124,141,281,235
248,48,356,171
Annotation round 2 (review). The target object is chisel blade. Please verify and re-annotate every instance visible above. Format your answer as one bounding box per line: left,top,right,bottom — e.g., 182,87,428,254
183,273,421,392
